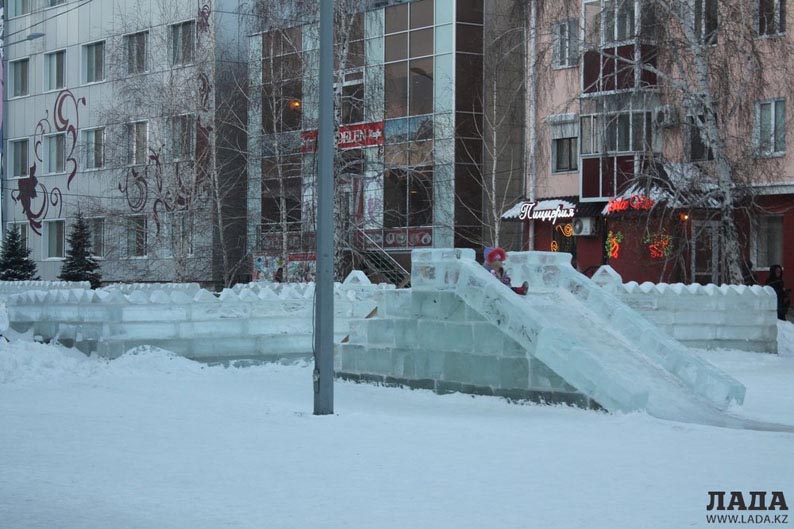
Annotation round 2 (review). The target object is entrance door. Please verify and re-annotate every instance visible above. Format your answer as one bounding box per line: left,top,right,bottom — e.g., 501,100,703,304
691,220,720,285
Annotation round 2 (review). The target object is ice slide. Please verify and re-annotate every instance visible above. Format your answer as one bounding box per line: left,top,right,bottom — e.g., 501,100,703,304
412,249,792,430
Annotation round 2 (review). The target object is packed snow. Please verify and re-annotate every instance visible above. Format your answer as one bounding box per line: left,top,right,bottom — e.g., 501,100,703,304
1,330,793,529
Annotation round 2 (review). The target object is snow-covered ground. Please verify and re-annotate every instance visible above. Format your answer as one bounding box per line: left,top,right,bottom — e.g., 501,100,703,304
1,326,793,529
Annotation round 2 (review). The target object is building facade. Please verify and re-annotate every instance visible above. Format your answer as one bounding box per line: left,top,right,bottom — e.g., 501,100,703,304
514,0,794,289
246,0,525,282
3,0,247,287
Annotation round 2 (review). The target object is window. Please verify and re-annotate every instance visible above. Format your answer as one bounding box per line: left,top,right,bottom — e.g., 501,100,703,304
10,0,31,17
262,27,303,133
10,59,29,97
89,218,105,257
126,31,148,74
758,0,786,35
171,115,195,160
384,0,435,118
83,41,105,83
83,128,104,169
757,99,786,156
554,19,579,68
9,139,29,178
553,138,579,172
753,216,783,268
44,50,66,91
383,167,433,228
688,115,714,161
171,21,196,66
164,213,194,258
581,112,652,155
126,216,147,257
128,122,148,165
695,0,718,44
45,220,65,259
580,115,601,155
48,0,66,6
261,155,303,230
45,134,66,174
7,223,29,250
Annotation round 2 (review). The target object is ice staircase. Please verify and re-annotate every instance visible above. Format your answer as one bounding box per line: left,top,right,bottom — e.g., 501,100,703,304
403,249,790,429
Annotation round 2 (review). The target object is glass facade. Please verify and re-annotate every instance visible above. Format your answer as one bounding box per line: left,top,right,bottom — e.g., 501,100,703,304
256,0,484,258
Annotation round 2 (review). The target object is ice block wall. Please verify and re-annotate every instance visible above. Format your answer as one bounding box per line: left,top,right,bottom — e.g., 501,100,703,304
5,273,389,362
338,249,748,424
591,266,779,353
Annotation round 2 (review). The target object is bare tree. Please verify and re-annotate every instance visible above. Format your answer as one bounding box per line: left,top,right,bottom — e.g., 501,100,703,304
556,0,793,283
88,0,249,287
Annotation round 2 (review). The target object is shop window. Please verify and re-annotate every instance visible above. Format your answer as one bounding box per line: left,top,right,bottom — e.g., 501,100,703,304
752,216,783,268
383,167,433,228
758,0,786,36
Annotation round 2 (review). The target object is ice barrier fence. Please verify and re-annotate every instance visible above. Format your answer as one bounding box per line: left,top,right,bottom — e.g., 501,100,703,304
591,266,778,353
337,249,769,426
3,271,389,363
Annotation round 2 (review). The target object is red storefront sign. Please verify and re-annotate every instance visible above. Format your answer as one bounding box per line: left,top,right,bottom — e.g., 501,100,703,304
606,194,655,214
301,121,385,152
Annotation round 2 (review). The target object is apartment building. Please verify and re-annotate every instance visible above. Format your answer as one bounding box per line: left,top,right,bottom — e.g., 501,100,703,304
3,0,247,286
512,0,793,286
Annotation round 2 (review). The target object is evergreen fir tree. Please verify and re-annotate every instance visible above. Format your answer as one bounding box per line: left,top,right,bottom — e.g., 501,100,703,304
0,224,39,281
59,213,102,288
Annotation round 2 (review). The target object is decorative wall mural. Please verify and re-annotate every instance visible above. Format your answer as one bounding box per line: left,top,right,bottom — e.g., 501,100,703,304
119,146,211,235
12,89,85,234
198,72,211,112
198,2,212,33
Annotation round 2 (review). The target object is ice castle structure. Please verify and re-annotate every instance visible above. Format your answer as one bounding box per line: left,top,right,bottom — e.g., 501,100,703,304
337,249,756,426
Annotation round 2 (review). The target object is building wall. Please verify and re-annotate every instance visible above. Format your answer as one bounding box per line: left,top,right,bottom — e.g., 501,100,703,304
246,0,493,280
523,0,794,291
3,0,246,286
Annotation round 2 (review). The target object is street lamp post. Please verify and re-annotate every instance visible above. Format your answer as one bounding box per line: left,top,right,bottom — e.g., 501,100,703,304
313,0,334,415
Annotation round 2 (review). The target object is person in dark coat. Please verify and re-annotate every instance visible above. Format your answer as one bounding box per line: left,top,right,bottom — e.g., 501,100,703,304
765,265,791,320
273,267,284,283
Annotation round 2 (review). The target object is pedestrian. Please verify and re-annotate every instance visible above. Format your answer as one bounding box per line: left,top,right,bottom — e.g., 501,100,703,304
765,264,791,320
273,267,284,283
483,247,528,295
